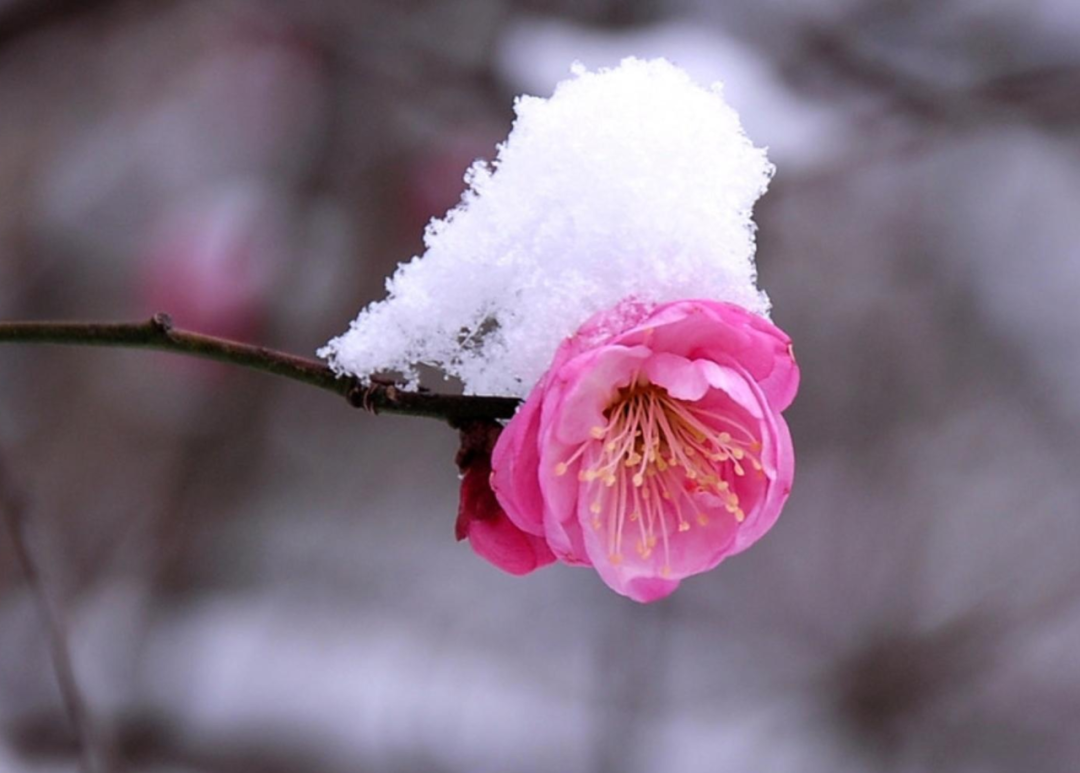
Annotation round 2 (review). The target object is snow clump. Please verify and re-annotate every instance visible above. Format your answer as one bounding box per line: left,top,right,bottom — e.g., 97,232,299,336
320,57,774,397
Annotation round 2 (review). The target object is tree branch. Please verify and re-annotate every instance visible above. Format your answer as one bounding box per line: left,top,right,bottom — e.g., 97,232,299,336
0,453,105,773
0,314,521,423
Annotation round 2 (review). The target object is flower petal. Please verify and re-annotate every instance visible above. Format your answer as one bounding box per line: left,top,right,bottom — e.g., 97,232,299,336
549,344,651,446
614,300,800,411
643,352,711,401
491,382,547,536
465,510,558,576
459,461,556,575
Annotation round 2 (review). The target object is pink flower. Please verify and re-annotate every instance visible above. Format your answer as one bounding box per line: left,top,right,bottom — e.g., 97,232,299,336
483,299,798,602
455,422,556,576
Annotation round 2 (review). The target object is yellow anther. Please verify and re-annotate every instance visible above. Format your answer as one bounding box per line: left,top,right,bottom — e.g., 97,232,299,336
696,514,710,526
678,521,690,532
554,462,568,476
632,473,645,487
590,501,602,514
590,426,606,439
609,553,623,565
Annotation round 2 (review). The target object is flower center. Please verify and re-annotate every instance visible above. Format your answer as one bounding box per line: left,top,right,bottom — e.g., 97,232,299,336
555,382,762,573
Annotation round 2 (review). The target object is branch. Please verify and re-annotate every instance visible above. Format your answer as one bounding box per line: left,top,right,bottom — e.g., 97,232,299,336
0,0,126,50
0,314,521,423
0,453,105,773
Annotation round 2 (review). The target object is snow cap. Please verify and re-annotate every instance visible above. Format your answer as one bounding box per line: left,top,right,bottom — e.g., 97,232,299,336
320,58,774,397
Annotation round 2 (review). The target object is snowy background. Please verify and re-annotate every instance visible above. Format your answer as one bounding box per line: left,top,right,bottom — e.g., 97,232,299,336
1,1,1080,771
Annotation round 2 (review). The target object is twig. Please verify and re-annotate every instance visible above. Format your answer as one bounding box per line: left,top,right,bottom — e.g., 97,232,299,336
0,453,104,773
0,314,521,423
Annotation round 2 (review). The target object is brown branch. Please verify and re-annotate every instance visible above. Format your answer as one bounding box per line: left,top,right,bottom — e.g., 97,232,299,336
0,314,521,423
0,453,105,773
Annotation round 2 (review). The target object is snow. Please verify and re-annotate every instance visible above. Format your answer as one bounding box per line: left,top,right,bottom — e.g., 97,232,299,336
494,18,847,171
320,58,774,397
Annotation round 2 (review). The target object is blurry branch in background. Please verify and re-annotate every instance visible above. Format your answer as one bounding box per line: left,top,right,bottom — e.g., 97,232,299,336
801,26,963,124
802,19,1080,129
0,0,118,49
0,453,105,773
0,314,521,424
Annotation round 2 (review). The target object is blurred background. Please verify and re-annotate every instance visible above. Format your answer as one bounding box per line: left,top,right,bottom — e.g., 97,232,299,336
1,0,1079,771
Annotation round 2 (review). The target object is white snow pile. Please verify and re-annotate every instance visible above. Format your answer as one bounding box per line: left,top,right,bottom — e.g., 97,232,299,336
320,57,774,397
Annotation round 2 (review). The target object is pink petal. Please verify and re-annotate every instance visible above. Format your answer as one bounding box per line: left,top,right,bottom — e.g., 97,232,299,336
708,360,796,555
643,353,711,401
491,382,547,536
459,462,555,576
624,576,681,603
549,344,651,445
465,513,557,576
536,376,591,564
614,300,800,412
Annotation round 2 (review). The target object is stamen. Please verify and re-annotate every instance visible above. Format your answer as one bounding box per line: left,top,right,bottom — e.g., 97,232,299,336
566,381,763,572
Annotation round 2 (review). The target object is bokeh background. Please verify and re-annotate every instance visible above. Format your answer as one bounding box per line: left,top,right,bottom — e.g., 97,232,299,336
2,1,1080,771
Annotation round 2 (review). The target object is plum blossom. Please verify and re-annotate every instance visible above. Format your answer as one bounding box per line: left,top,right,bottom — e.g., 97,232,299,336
476,299,798,602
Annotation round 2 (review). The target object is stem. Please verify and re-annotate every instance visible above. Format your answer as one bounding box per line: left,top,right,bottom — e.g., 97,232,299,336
0,314,521,423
